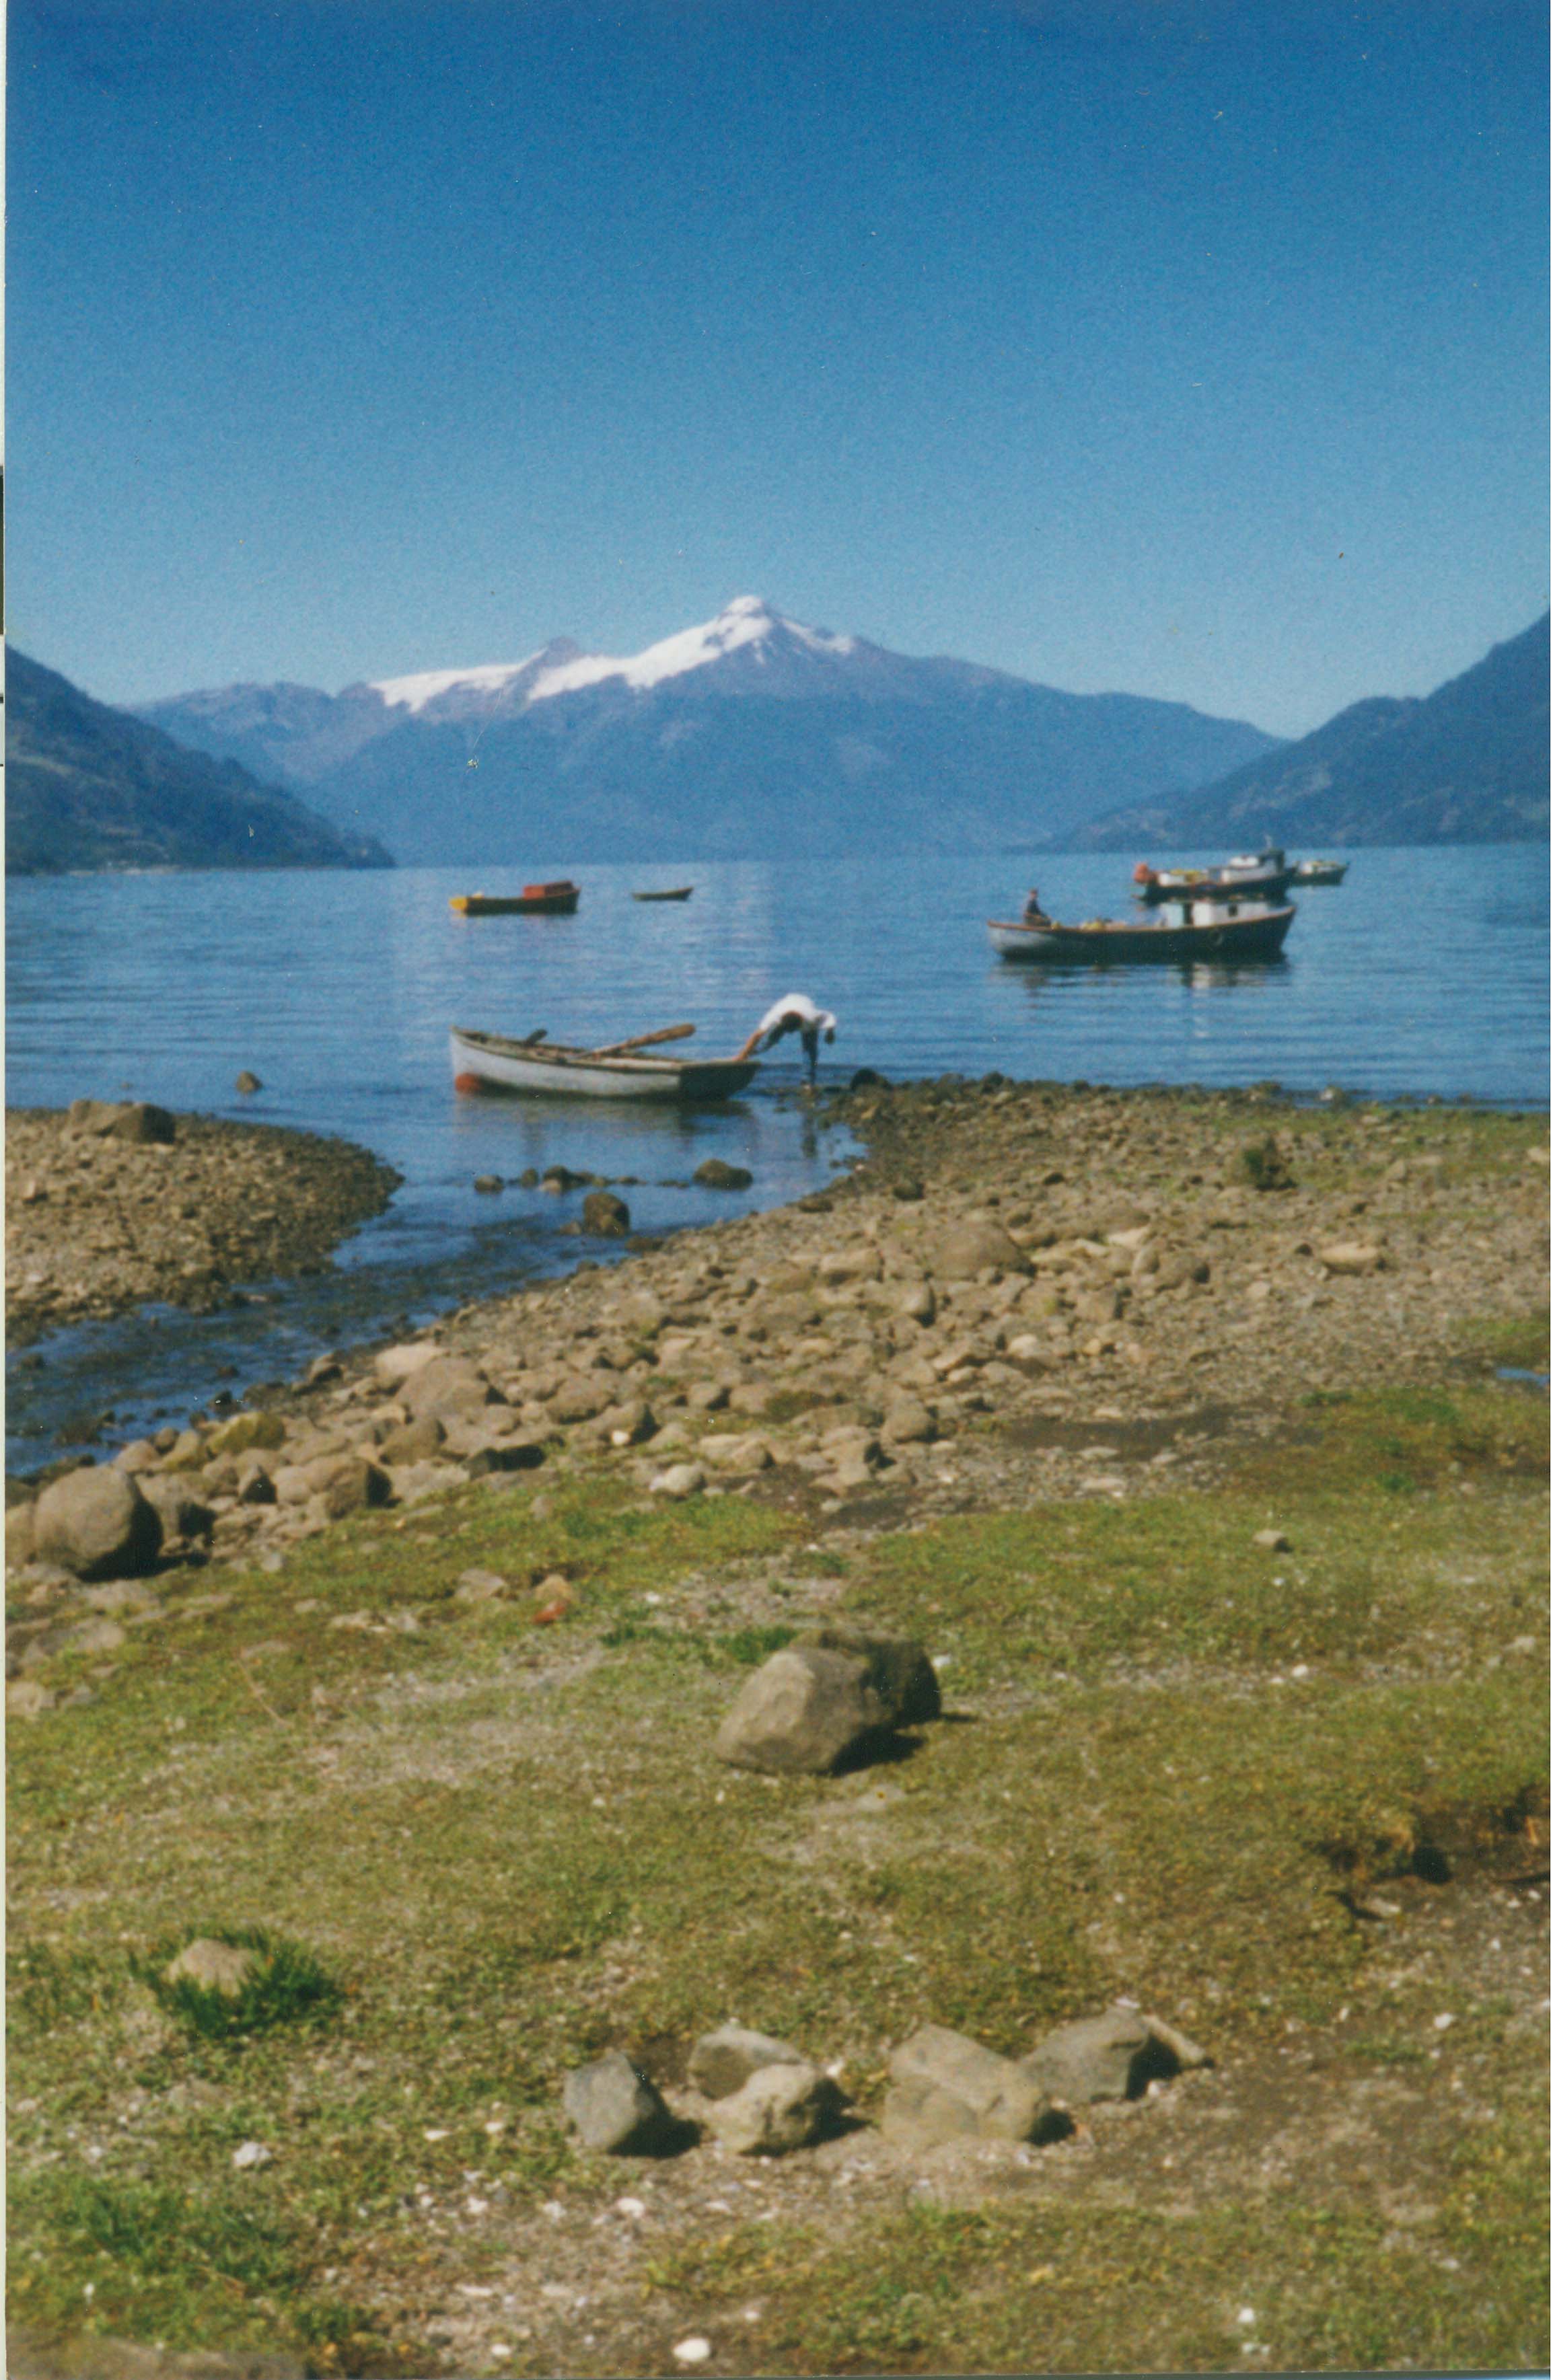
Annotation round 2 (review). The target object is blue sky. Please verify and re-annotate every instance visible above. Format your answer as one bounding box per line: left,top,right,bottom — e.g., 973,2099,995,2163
8,0,1547,735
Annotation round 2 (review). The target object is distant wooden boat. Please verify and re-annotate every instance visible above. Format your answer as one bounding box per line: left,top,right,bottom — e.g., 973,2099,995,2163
449,881,580,917
631,885,694,902
990,899,1297,965
1292,858,1348,886
449,1022,756,1102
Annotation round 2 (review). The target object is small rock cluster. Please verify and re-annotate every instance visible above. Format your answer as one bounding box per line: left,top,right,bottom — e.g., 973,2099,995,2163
564,2005,1208,2163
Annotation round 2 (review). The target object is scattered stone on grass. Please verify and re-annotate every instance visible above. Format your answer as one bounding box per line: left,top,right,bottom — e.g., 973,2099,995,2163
688,2023,807,2100
704,2060,844,2155
1253,1528,1292,1551
649,1463,706,1500
563,2051,680,2155
714,1629,935,1775
1023,2005,1211,2104
882,2023,1067,2149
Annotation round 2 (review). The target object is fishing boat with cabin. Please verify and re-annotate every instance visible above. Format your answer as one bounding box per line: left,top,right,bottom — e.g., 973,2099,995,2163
988,896,1297,965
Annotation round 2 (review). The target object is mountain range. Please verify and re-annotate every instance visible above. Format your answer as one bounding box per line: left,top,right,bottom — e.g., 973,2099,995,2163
133,596,1284,865
1071,613,1549,850
6,649,393,877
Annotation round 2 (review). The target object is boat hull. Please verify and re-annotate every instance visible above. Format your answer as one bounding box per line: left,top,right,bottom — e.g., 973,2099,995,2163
450,1027,758,1101
631,887,694,902
449,883,580,916
988,905,1296,965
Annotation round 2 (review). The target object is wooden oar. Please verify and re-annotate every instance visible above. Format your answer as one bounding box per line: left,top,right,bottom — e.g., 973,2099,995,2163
588,1022,696,1057
519,1028,548,1045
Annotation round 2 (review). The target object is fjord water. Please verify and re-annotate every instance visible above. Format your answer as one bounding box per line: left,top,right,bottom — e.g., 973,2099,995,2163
6,845,1546,1467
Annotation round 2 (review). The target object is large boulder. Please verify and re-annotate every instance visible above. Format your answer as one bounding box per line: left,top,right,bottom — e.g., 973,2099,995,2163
563,2052,680,2155
882,2025,1065,2150
694,1158,754,1191
714,1630,935,1775
109,1101,178,1146
33,1466,163,1580
925,1219,1030,1280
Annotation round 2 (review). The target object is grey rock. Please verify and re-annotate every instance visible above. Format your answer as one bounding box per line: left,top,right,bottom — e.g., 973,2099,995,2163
800,1625,941,1724
649,1462,706,1500
896,1280,937,1325
688,2023,807,2101
401,1355,497,1423
474,1174,504,1195
140,1475,217,1540
582,1189,632,1236
883,2024,1063,2149
322,1459,394,1519
694,1158,754,1191
380,1415,448,1465
705,2061,843,2155
236,1070,264,1094
928,1219,1030,1280
548,1375,614,1423
881,1397,937,1446
563,2050,679,2155
33,1466,163,1580
5,1501,38,1571
108,1101,178,1146
464,1440,546,1477
714,1643,896,1775
1022,2006,1199,2104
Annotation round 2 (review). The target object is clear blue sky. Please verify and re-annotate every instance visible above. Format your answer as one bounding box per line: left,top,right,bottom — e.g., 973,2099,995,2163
8,0,1547,735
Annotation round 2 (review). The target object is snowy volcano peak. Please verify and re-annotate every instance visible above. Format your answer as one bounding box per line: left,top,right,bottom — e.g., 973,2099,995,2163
526,597,857,703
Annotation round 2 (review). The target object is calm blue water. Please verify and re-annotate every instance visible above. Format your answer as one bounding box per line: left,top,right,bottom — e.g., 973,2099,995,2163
7,846,1546,1468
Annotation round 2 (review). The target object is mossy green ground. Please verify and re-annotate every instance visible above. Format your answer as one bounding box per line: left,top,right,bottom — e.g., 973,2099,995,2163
9,1363,1547,2375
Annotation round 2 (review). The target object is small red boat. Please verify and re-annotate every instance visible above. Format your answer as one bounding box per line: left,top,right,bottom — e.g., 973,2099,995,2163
449,881,580,917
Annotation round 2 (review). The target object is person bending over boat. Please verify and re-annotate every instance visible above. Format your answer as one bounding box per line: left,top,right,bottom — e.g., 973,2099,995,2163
736,993,838,1085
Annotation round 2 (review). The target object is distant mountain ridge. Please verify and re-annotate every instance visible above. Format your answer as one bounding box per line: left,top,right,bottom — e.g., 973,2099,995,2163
134,597,1285,866
1070,614,1550,851
5,649,393,876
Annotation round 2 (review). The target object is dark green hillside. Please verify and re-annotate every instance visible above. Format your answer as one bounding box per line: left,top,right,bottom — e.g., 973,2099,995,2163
1073,613,1549,850
5,650,393,875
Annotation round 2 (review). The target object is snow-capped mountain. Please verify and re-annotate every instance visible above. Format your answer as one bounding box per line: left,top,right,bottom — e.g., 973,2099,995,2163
135,598,1284,865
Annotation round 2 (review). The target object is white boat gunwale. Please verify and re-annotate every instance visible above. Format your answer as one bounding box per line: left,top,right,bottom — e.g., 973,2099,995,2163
450,1025,758,1101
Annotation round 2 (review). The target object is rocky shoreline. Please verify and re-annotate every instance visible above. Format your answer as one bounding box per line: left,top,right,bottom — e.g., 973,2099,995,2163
5,1103,401,1347
7,1076,1545,1592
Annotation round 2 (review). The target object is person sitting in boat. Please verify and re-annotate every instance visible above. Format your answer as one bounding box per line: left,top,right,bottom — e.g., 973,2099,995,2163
735,992,838,1084
1021,888,1052,926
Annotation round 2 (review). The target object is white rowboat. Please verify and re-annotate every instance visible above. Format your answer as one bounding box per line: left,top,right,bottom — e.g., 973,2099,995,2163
450,1025,758,1102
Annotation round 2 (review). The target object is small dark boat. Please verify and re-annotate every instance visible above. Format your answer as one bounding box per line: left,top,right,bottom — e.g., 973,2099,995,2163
989,897,1296,965
631,886,694,902
449,881,580,917
1134,845,1295,905
1291,858,1348,886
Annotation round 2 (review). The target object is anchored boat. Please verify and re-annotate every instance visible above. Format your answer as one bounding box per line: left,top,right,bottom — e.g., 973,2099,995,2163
989,897,1297,965
1133,846,1296,905
449,1021,757,1101
1291,858,1348,886
449,881,580,917
630,886,694,903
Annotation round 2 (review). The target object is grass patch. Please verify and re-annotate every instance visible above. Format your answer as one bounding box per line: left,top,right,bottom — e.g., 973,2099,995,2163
7,1375,1546,2371
139,1927,342,2042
